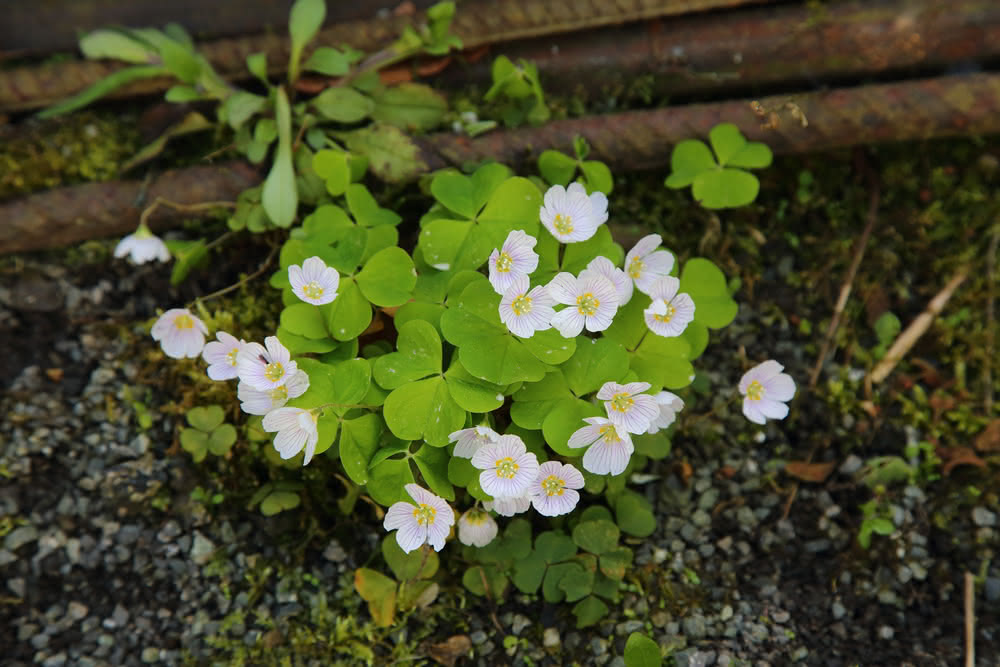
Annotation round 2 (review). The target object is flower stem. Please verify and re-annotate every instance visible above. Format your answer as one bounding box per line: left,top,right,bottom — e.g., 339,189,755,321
192,244,277,305
138,196,237,230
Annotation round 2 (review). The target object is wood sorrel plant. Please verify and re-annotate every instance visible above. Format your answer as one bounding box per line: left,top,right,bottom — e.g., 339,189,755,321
146,144,799,626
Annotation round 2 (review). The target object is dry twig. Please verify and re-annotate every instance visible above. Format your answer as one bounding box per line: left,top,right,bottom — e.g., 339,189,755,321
985,227,998,414
808,173,880,390
867,266,970,386
965,571,975,667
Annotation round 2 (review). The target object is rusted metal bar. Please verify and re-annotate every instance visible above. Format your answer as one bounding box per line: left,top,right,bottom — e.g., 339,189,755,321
0,0,773,114
0,163,260,255
6,72,1000,255
437,0,1000,100
0,1,439,59
422,72,1000,172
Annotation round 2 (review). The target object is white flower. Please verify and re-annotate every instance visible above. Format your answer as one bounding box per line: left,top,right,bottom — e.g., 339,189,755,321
457,508,499,547
488,230,539,295
567,416,634,476
151,308,208,359
498,275,555,338
114,225,170,265
647,391,684,434
449,425,500,458
262,407,320,465
237,336,298,392
201,331,245,380
739,360,796,425
530,461,584,517
581,256,632,305
238,370,310,415
289,256,340,306
643,276,695,338
483,493,531,517
597,381,659,434
471,434,539,500
383,483,455,553
625,234,675,295
547,272,619,337
540,182,608,243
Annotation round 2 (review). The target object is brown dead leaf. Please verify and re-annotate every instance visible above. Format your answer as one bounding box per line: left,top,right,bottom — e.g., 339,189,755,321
859,400,879,417
939,446,987,476
426,635,472,667
45,368,63,382
379,66,412,85
974,419,1000,453
416,56,452,77
784,461,835,483
294,77,330,95
463,45,491,63
929,392,956,421
674,460,693,486
910,358,943,387
393,1,416,16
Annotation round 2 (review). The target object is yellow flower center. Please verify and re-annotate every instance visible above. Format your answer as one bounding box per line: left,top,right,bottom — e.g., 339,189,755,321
512,294,533,316
413,503,437,526
628,257,644,279
654,302,676,323
225,347,240,367
599,424,623,443
746,380,765,402
541,474,565,497
609,392,634,413
302,281,325,300
174,314,194,330
464,510,488,526
495,457,519,479
264,362,285,383
553,213,573,236
269,386,288,402
495,252,514,273
576,292,599,316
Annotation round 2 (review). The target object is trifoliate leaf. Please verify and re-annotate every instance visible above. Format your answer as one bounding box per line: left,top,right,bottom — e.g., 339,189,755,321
382,534,439,580
572,519,620,556
631,333,693,391
562,337,629,396
443,360,505,412
413,443,454,500
624,632,662,667
510,371,575,430
572,596,609,628
692,168,760,209
339,413,382,485
542,399,602,457
373,320,442,390
347,184,402,227
614,490,656,537
440,279,550,385
323,278,372,341
538,149,576,186
367,458,415,506
356,246,416,307
383,377,465,446
187,405,225,431
678,258,738,328
280,303,328,340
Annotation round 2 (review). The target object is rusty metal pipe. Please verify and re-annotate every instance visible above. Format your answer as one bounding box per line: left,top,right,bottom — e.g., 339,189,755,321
5,72,1000,255
435,0,1000,100
0,0,772,114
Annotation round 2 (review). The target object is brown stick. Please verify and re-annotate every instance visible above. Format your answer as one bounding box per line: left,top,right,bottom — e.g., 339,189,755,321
808,174,880,390
986,228,998,414
867,266,971,385
965,571,975,667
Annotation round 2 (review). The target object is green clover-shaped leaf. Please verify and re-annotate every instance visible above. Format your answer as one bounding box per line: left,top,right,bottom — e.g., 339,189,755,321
664,123,772,209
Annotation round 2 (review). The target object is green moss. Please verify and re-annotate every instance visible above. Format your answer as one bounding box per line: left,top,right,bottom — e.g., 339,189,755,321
0,110,139,199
